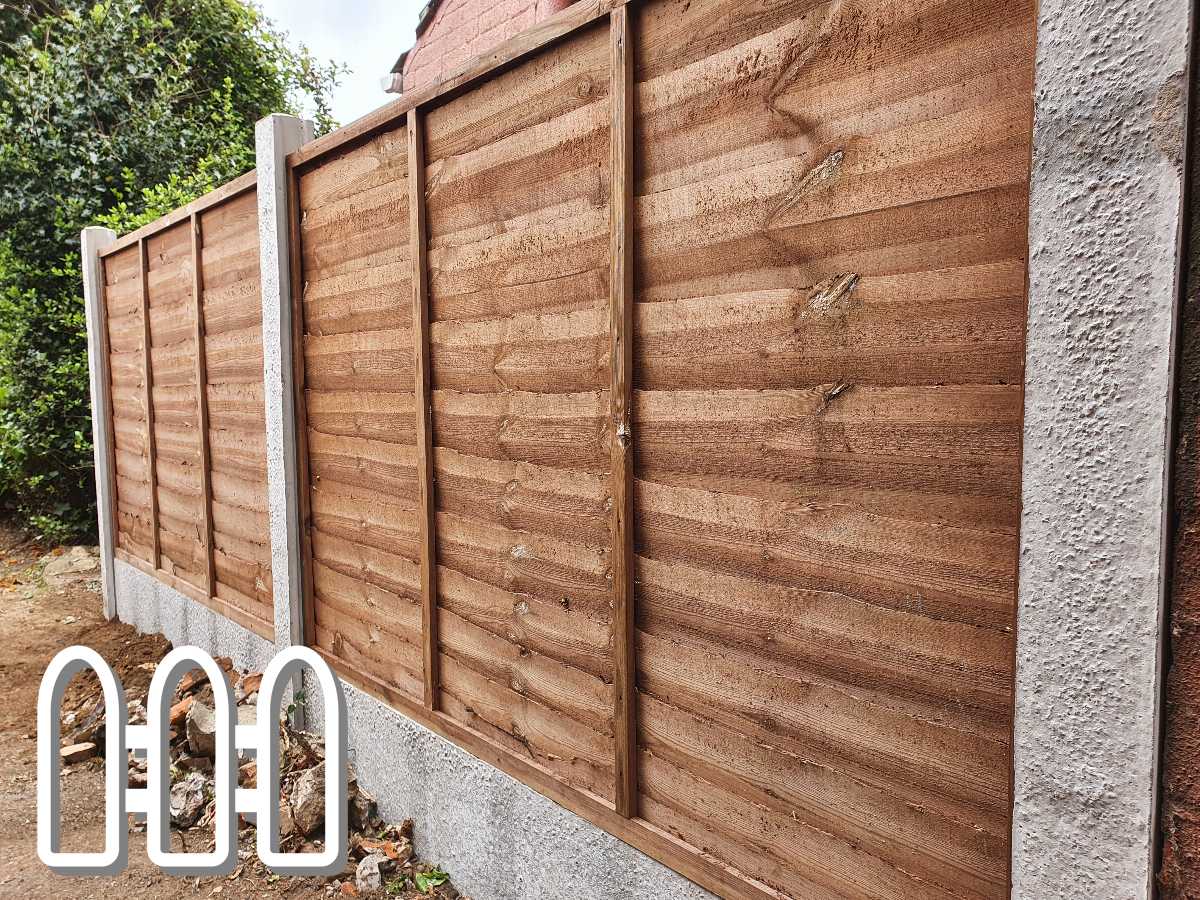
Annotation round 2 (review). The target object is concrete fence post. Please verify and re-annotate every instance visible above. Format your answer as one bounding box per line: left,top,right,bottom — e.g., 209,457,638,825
1013,1,1191,897
256,114,315,718
82,226,119,620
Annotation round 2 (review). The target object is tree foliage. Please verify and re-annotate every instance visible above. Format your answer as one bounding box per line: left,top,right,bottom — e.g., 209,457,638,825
0,0,339,540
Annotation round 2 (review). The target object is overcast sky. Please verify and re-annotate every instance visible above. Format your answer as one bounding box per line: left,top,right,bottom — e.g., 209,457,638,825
256,0,422,126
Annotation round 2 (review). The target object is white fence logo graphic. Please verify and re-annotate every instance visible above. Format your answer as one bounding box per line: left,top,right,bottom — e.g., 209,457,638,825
37,644,347,877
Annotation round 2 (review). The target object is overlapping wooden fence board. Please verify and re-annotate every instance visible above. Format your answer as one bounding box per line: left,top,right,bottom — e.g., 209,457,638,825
295,124,426,702
91,0,1036,895
102,181,274,641
199,190,274,632
104,244,155,561
148,221,205,589
424,19,617,804
627,0,1031,896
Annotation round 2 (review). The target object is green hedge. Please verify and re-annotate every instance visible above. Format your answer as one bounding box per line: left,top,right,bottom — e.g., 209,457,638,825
0,0,339,541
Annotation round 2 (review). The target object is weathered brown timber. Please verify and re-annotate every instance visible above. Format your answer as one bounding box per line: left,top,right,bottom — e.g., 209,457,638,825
608,3,636,820
626,0,1034,897
199,189,274,637
408,109,441,709
139,237,161,570
101,183,274,640
288,0,634,171
101,170,256,258
423,16,616,803
295,123,424,704
284,0,1036,893
105,244,155,562
190,212,217,596
98,0,1038,895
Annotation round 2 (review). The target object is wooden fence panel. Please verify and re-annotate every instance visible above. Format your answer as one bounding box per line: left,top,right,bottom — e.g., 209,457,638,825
147,221,206,590
199,189,274,636
101,177,273,641
628,0,1032,897
423,19,616,804
295,124,426,703
105,244,154,561
75,0,1037,895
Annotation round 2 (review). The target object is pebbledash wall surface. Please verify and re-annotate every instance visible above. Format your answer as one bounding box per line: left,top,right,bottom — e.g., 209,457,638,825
78,1,1193,898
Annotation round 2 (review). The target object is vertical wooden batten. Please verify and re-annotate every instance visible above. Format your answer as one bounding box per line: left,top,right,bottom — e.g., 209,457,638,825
288,163,318,648
138,237,161,569
189,212,217,598
408,108,441,711
608,4,636,820
97,265,120,562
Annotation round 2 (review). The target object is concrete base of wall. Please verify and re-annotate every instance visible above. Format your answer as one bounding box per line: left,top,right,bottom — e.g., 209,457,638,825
304,677,715,900
112,559,714,900
114,560,276,673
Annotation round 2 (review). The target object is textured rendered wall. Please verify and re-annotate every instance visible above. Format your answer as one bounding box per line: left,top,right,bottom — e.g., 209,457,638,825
113,559,276,673
1014,0,1191,897
300,670,715,900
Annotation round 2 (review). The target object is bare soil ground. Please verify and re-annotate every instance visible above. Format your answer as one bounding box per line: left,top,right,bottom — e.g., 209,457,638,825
0,527,454,899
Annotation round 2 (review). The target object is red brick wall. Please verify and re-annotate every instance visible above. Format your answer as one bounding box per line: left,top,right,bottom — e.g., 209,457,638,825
400,0,573,94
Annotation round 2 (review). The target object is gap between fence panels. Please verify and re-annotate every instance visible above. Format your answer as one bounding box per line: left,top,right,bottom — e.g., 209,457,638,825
189,210,218,600
287,160,319,654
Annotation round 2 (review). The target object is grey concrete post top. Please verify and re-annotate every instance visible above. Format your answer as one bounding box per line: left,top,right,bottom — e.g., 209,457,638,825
81,226,119,620
254,113,315,162
82,226,118,244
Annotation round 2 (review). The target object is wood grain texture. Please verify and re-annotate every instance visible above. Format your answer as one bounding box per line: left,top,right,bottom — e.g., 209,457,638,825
139,238,161,569
625,0,1034,896
409,110,441,710
608,4,636,820
139,209,259,614
197,189,274,637
274,0,1036,896
190,213,217,596
288,0,634,171
423,18,616,803
101,171,256,259
296,123,424,704
105,246,153,561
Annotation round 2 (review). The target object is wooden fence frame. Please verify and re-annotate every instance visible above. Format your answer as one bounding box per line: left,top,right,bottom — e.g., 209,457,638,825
99,172,274,640
281,2,784,895
78,0,1198,895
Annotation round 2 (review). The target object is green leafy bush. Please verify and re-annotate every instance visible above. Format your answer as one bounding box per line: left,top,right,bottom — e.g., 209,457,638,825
0,0,340,541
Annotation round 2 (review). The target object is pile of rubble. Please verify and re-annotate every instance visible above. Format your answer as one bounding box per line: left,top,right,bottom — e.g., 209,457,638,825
61,655,463,898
